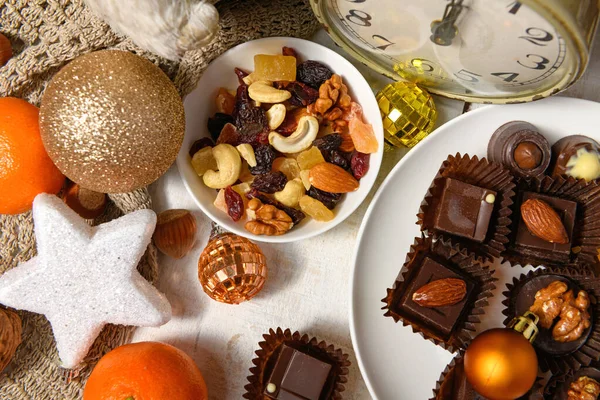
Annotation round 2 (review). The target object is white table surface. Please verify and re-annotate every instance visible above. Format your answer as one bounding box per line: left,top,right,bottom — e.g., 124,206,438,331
132,30,600,400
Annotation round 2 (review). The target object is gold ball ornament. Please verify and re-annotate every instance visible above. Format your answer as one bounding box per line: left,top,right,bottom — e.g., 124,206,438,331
376,81,437,148
198,228,267,305
39,50,184,193
464,328,538,400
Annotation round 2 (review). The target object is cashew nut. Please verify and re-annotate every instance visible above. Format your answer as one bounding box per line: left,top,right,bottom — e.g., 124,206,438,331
269,116,319,154
273,179,305,208
248,81,291,103
236,143,257,167
203,144,242,189
266,104,286,130
191,147,217,177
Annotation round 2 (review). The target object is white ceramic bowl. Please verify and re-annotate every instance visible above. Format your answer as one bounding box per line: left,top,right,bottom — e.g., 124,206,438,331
177,37,384,243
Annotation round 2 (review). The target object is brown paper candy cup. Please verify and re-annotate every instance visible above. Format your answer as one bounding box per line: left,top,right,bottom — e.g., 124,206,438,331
542,365,600,399
243,327,350,399
502,267,600,374
382,235,496,353
430,352,541,400
417,153,516,262
502,175,600,269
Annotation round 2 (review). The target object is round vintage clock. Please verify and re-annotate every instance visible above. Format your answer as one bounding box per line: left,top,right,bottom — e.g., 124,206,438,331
310,0,600,103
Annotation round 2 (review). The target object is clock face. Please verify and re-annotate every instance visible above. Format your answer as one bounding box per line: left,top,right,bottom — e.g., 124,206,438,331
320,0,578,100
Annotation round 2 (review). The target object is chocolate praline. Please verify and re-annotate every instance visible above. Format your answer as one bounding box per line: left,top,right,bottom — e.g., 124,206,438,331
511,275,592,356
547,367,600,399
488,121,551,178
551,135,600,181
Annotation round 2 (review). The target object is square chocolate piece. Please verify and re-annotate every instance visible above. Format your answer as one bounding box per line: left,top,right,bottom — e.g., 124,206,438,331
265,344,332,400
514,192,577,263
434,178,497,243
397,256,475,338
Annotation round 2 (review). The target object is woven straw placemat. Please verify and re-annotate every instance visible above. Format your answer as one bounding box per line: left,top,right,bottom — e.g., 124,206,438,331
0,0,319,397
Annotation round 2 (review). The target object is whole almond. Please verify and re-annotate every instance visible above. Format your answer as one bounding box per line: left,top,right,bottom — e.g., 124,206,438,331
412,278,467,308
309,162,359,193
521,198,569,244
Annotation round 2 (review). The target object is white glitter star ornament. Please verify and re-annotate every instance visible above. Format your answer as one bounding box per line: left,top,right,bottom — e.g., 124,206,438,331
0,194,172,369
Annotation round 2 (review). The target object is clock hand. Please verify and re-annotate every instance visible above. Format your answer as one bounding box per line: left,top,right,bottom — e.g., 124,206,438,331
430,0,464,46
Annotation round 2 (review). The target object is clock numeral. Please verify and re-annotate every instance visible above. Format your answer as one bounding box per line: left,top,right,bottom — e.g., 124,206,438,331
519,27,554,46
372,35,395,50
518,54,550,70
346,9,372,27
410,58,435,72
454,69,481,83
507,1,521,14
491,72,520,82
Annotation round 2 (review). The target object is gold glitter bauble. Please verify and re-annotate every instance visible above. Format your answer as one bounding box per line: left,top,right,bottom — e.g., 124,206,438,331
39,50,185,193
376,81,437,148
198,232,268,305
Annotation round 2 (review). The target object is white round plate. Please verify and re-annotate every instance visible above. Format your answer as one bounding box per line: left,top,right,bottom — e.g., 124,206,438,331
349,97,600,399
177,37,383,243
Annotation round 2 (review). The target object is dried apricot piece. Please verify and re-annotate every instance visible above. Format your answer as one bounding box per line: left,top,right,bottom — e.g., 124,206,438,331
299,195,335,222
215,88,235,115
349,116,378,154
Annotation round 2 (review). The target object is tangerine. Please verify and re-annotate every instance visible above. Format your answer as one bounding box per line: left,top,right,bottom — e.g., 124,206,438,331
0,97,65,214
84,341,208,400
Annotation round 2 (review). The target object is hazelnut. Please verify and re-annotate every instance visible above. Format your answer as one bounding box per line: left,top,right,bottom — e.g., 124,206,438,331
153,209,197,259
62,182,107,219
0,33,12,67
514,141,543,170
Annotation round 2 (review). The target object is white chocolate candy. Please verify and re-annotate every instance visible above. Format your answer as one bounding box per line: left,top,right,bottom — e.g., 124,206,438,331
485,194,496,204
0,194,172,368
267,383,277,393
566,147,600,181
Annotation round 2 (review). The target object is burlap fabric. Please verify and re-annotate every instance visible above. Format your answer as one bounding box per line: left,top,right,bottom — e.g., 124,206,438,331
0,0,320,397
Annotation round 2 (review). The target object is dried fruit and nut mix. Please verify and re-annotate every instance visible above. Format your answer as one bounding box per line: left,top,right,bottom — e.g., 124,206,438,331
189,47,379,235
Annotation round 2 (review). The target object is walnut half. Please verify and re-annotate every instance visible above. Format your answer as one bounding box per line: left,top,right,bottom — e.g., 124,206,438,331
568,376,600,400
529,280,567,329
244,199,293,236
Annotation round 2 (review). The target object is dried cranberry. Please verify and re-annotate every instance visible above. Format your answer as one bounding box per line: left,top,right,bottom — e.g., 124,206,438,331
225,187,244,222
313,134,342,152
251,172,288,194
297,60,333,89
188,137,214,157
249,145,276,175
234,67,249,83
326,150,350,170
307,187,342,210
274,81,319,107
246,189,306,225
208,113,234,141
282,46,298,59
351,152,370,180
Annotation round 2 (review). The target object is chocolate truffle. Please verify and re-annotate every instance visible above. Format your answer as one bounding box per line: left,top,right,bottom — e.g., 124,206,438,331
488,121,551,178
551,135,600,181
264,344,332,400
514,192,577,264
433,178,496,243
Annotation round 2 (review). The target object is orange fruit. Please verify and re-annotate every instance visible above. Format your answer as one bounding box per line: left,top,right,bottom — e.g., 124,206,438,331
0,97,65,214
84,342,208,400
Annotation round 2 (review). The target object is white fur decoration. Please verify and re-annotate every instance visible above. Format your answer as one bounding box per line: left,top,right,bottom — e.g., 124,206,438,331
84,0,219,60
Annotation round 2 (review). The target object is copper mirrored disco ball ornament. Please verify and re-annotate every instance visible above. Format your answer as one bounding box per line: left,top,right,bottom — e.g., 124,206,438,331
39,50,185,193
198,224,267,304
376,81,437,148
464,312,539,400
